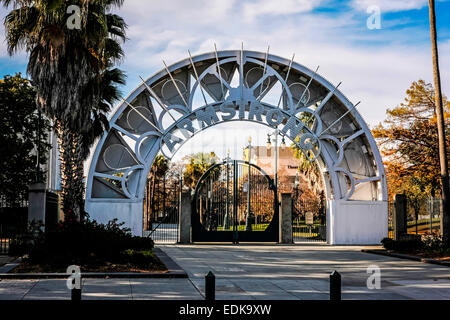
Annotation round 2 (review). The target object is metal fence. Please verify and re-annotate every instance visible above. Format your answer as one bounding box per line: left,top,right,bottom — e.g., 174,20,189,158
292,197,326,243
0,207,28,255
0,224,10,254
388,197,442,239
1,191,60,254
388,200,394,239
144,175,181,243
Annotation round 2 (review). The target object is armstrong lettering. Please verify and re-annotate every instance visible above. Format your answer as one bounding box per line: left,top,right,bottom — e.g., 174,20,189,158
160,101,316,159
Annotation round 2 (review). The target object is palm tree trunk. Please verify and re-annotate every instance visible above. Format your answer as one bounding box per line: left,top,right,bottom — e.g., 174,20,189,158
150,171,156,225
72,131,86,221
56,121,85,221
428,0,449,243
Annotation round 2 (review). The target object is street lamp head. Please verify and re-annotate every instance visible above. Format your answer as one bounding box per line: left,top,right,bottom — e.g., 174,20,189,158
266,134,271,150
281,136,286,150
248,136,252,144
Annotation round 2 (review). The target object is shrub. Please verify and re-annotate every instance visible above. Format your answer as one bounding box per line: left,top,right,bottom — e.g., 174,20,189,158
8,220,45,256
420,234,450,257
381,236,423,252
380,238,395,250
19,211,154,267
421,234,446,250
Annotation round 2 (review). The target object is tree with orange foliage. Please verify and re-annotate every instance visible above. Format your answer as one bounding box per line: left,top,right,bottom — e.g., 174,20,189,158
373,80,450,200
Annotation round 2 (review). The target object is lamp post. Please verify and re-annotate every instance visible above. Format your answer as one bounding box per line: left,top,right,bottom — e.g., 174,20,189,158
178,163,184,229
178,166,183,198
224,149,231,230
35,107,42,183
266,129,286,191
294,172,300,198
245,137,253,231
293,172,300,225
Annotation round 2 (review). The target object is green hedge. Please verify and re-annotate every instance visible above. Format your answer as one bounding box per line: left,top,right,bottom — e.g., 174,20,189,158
381,237,423,252
10,215,154,267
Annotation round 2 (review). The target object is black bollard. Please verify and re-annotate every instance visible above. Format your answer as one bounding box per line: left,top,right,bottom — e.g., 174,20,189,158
71,276,82,301
71,287,81,301
232,231,239,244
205,271,215,301
329,270,341,301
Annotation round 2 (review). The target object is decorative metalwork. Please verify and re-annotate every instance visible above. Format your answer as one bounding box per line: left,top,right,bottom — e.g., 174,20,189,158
192,160,278,243
86,48,387,209
292,197,327,243
143,175,181,243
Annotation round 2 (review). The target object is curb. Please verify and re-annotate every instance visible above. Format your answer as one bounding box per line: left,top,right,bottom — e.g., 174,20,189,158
0,257,22,273
153,247,187,277
0,272,186,279
0,248,187,279
361,249,450,267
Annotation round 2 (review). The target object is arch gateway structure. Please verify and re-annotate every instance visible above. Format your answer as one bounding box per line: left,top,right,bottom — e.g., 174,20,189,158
85,50,388,245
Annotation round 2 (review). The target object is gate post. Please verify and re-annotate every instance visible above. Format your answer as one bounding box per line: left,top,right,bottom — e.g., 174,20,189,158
178,192,191,243
394,194,407,240
28,182,47,231
279,193,293,244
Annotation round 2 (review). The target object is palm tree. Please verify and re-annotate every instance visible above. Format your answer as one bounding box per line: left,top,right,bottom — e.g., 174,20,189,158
182,152,219,189
428,0,449,243
148,154,170,215
2,0,127,220
291,112,324,198
291,141,324,198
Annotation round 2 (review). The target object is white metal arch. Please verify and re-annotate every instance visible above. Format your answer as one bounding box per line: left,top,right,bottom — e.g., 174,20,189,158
85,49,388,244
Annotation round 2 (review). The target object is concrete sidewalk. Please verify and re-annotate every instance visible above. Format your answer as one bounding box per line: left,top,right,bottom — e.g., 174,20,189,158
0,256,14,267
1,245,450,300
159,244,450,300
0,278,202,300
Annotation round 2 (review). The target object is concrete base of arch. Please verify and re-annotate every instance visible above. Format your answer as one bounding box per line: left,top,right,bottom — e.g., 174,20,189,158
85,199,388,245
327,200,388,245
86,200,144,237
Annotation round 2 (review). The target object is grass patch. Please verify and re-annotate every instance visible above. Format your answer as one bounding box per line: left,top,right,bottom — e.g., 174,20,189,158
216,223,270,231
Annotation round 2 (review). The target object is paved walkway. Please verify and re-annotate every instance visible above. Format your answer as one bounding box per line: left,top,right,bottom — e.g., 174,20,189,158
0,256,14,267
1,245,450,300
0,278,202,300
159,244,450,300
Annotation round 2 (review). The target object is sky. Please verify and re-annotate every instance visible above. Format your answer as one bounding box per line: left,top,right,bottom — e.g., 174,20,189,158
1,0,449,161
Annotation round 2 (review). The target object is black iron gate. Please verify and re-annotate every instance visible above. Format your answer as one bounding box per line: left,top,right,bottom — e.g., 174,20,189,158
145,182,180,243
192,160,278,242
0,197,28,254
292,195,326,242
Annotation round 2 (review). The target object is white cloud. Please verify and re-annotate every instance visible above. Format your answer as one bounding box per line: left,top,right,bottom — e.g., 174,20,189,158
242,0,324,21
118,0,237,24
114,1,450,127
0,7,9,57
0,7,29,63
2,0,449,179
1,0,449,129
351,0,427,12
